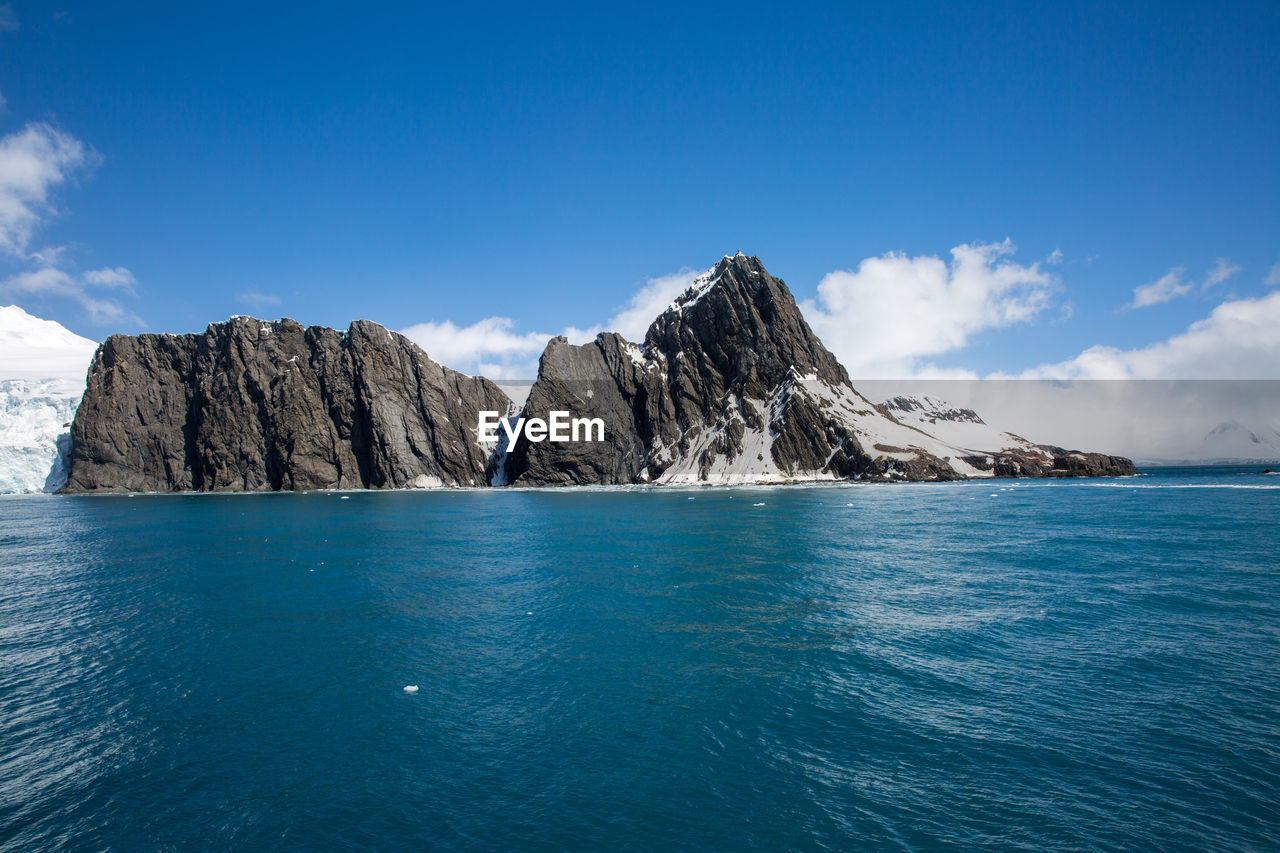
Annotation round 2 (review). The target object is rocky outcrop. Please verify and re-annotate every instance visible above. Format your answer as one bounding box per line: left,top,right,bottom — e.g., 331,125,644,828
498,333,663,486
62,254,1135,492
64,317,512,492
1001,446,1135,478
496,253,1135,486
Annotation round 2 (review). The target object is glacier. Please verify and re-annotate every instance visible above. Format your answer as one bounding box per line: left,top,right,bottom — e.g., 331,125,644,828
0,379,80,493
0,306,97,494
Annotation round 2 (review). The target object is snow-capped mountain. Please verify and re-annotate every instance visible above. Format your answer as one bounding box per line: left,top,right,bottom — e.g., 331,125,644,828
0,306,97,493
500,254,1128,486
1195,421,1280,461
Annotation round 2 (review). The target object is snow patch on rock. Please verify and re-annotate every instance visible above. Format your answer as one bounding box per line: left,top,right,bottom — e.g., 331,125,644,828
880,393,1046,459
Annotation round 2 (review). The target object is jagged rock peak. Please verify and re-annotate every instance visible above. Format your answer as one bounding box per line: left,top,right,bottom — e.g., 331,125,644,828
643,253,850,402
496,253,1135,486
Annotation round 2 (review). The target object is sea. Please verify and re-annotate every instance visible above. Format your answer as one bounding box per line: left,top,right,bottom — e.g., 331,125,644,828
1,466,1278,851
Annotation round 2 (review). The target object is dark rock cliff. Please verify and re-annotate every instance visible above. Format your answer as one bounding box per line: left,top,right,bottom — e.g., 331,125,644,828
64,316,511,492
497,332,666,486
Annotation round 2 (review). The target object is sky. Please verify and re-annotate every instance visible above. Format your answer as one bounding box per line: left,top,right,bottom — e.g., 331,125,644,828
1,0,1278,380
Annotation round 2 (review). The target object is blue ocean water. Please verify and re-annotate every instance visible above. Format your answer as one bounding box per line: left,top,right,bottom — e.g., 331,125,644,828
1,467,1278,851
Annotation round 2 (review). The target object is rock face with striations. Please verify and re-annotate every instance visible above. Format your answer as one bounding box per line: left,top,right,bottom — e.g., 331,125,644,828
65,316,512,492
497,253,1135,485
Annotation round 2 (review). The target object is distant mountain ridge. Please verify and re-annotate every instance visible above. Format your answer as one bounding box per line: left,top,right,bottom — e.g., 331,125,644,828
58,254,1134,492
1136,420,1280,466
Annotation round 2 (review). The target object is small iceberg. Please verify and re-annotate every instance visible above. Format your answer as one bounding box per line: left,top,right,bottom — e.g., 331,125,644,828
403,685,419,694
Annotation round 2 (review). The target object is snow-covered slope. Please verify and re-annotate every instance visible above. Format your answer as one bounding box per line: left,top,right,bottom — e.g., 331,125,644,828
880,394,1046,457
652,381,1050,484
1195,421,1280,461
0,306,97,493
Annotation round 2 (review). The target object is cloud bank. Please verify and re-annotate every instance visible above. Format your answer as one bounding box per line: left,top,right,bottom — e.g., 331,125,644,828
800,239,1055,378
400,316,554,379
1004,289,1280,380
402,242,1280,386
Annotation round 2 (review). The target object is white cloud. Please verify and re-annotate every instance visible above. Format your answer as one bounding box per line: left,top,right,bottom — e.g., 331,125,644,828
0,89,7,112
0,123,140,325
2,266,75,297
1263,262,1280,287
80,296,134,324
238,291,281,308
560,268,703,344
400,316,553,379
1202,257,1241,290
403,245,1065,382
1004,290,1280,379
1,264,140,324
0,5,17,32
1130,268,1191,308
601,267,702,342
82,266,136,290
401,267,705,378
1128,258,1241,308
799,239,1055,378
0,122,94,257
1047,248,1064,265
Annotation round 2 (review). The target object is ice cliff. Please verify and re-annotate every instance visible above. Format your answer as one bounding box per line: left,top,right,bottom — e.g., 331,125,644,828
0,306,96,493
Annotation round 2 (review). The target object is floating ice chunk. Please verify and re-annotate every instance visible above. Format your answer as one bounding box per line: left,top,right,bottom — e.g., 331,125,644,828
340,495,350,500
753,502,765,506
403,685,419,694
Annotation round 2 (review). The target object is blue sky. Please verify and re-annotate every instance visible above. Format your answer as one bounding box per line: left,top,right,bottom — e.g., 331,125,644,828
1,1,1278,378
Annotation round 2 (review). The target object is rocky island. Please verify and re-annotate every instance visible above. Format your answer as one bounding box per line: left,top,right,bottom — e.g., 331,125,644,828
63,254,1134,492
